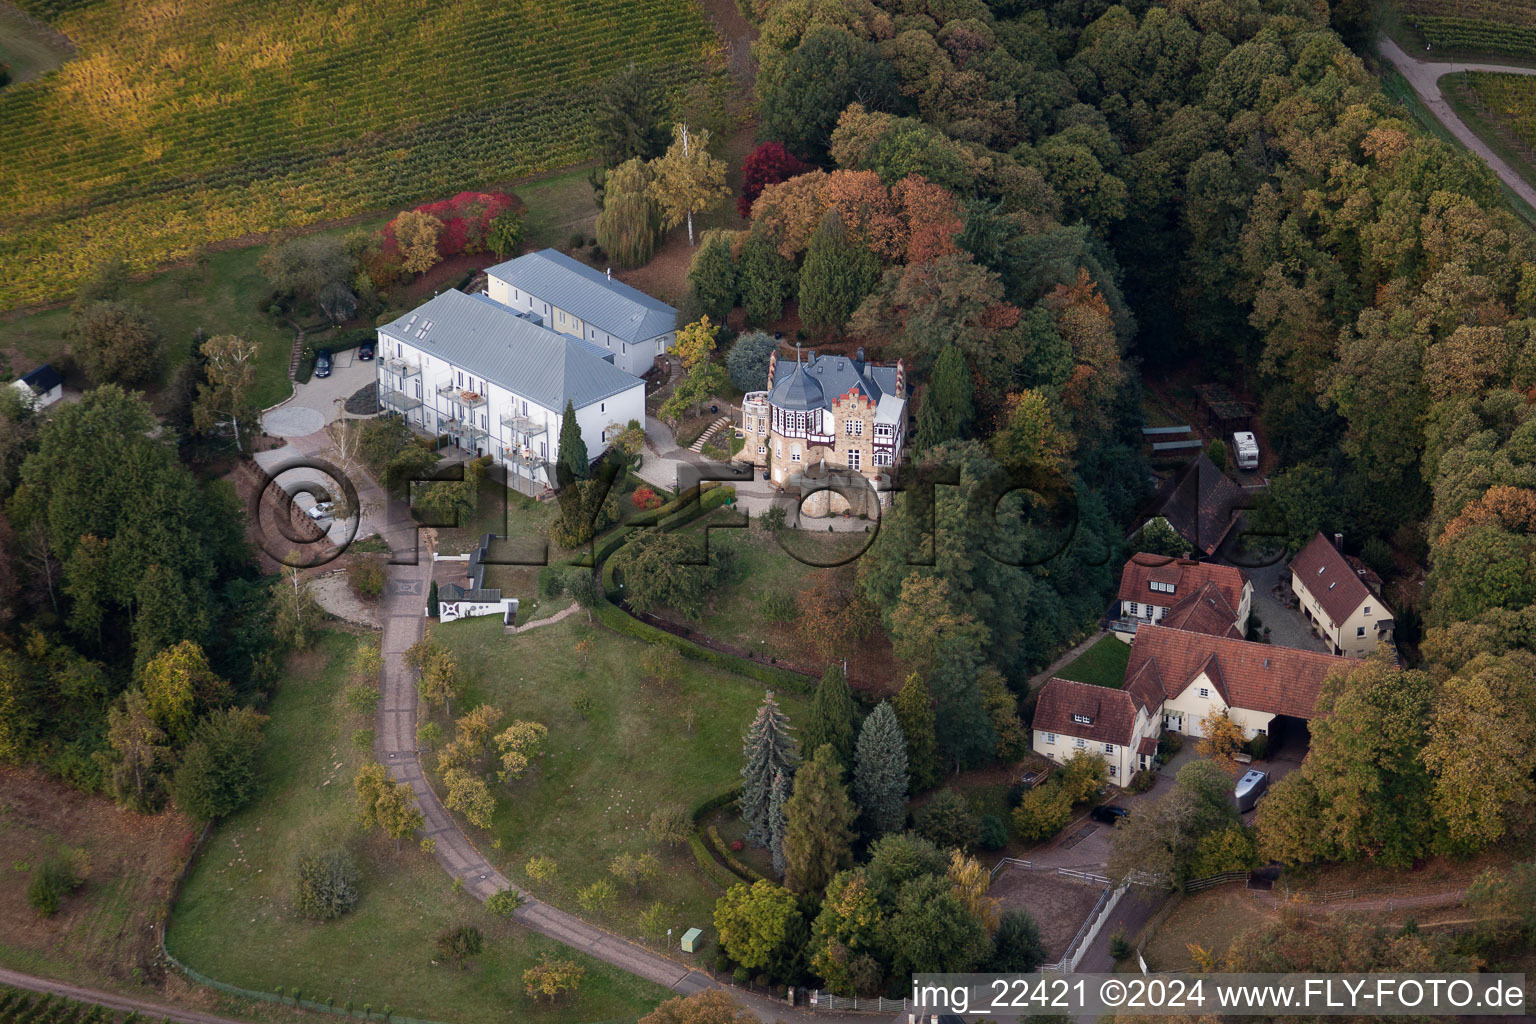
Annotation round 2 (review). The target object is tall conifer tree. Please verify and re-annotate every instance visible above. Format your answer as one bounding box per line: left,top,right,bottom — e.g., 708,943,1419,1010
804,664,858,769
893,673,939,793
783,744,856,893
767,768,790,875
741,691,799,845
854,701,909,839
556,400,588,485
914,345,974,450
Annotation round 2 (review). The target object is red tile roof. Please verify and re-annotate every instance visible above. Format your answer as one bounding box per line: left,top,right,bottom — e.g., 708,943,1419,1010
1161,581,1245,639
1145,453,1246,556
1288,532,1389,627
1138,736,1159,756
1126,624,1354,720
1033,677,1140,747
1117,555,1250,613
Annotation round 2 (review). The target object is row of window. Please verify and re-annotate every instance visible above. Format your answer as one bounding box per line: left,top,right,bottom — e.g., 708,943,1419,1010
1042,734,1117,755
1149,580,1176,594
767,442,890,468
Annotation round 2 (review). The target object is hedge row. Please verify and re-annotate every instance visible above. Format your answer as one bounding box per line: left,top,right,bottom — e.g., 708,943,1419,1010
708,825,766,883
589,597,810,693
687,832,739,891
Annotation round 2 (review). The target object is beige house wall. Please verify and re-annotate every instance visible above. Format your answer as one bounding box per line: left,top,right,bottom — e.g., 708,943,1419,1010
1161,672,1275,739
1031,705,1160,783
1290,571,1386,658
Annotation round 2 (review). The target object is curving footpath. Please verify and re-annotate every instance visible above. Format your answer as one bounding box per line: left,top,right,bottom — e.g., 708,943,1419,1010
1378,35,1536,210
372,506,795,1017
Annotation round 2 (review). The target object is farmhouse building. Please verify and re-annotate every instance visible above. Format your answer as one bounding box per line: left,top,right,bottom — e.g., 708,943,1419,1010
1032,623,1355,781
485,248,677,377
1289,532,1394,658
9,364,63,411
1111,554,1253,639
1138,452,1246,556
375,289,645,495
737,349,908,513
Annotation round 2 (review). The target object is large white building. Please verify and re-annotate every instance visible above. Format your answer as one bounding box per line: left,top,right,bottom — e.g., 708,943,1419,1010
485,248,678,377
375,289,645,494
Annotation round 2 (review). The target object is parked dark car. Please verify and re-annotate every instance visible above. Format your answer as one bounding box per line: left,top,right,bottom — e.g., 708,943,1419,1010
1090,804,1130,825
358,341,375,361
314,348,333,378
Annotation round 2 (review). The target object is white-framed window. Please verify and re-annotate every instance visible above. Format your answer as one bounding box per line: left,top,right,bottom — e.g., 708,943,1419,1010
846,420,863,436
848,449,861,470
1150,580,1175,594
1074,737,1086,749
1128,602,1139,616
1363,605,1371,615
758,445,766,454
1104,743,1115,753
1199,687,1210,698
1356,626,1366,637
875,423,894,438
1108,764,1118,777
1072,714,1092,725
791,446,802,463
874,451,891,467
1045,732,1056,744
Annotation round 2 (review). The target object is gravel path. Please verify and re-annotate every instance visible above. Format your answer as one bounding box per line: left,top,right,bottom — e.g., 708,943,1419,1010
1378,34,1536,210
0,967,249,1024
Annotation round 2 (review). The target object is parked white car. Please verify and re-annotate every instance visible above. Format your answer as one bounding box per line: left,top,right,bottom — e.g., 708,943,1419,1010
305,501,335,521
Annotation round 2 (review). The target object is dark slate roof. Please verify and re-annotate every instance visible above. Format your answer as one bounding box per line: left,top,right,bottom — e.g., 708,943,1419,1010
19,364,61,392
767,353,901,413
485,249,677,343
1147,453,1245,556
1033,677,1140,746
379,290,642,412
1289,531,1388,626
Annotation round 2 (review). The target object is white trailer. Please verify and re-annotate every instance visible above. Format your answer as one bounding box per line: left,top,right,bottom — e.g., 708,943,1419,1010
1232,431,1260,470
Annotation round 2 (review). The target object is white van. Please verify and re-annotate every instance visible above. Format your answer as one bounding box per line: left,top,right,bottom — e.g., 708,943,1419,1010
1232,431,1260,471
1234,769,1269,812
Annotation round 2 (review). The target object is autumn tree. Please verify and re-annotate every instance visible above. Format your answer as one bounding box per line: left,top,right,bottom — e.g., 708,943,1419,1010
596,158,663,267
887,574,988,675
808,869,884,996
674,315,719,373
68,302,162,386
139,640,230,744
797,572,879,661
394,210,445,275
783,743,856,893
356,761,425,852
1422,651,1536,853
1107,759,1238,889
522,953,585,1002
640,990,756,1024
103,689,173,813
191,334,260,451
737,141,810,219
648,123,730,246
1196,709,1246,775
407,635,462,718
713,880,800,970
443,767,496,828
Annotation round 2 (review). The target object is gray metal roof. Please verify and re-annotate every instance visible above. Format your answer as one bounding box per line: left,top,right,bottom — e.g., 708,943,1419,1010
379,290,642,412
485,249,678,344
768,354,903,413
469,293,615,363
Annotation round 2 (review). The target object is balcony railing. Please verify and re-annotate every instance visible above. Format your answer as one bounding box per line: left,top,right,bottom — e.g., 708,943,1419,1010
379,388,423,413
442,417,489,443
500,411,547,436
381,357,420,378
501,445,548,471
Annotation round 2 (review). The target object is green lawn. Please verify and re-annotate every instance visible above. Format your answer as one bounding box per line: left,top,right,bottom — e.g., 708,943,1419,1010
429,615,809,950
1051,634,1130,689
167,630,671,1024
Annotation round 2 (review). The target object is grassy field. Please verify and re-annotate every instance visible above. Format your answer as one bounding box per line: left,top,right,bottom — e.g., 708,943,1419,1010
1051,635,1130,689
1140,885,1278,971
0,0,725,309
429,614,809,949
0,7,71,84
167,630,670,1023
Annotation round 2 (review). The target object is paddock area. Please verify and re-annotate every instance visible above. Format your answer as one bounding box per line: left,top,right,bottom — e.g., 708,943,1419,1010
989,863,1108,962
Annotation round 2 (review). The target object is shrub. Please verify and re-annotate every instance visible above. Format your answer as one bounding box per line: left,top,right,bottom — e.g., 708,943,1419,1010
1012,783,1074,841
486,888,525,917
294,850,360,920
571,693,596,719
1157,733,1183,761
27,856,83,917
1245,733,1270,760
539,565,566,598
915,789,980,852
1128,769,1157,794
609,851,660,888
526,855,557,883
732,966,751,984
522,952,585,1001
631,486,663,510
647,804,692,846
577,878,618,913
349,558,385,600
713,953,732,973
977,814,1009,851
759,504,787,532
436,925,484,968
353,728,375,750
1108,929,1133,960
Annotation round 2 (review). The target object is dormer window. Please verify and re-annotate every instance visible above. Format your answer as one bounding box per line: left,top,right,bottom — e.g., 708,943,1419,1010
1072,714,1093,725
1150,580,1175,594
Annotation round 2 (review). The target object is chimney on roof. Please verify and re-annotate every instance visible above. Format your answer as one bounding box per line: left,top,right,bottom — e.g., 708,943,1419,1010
766,350,778,389
855,347,866,372
1334,532,1343,551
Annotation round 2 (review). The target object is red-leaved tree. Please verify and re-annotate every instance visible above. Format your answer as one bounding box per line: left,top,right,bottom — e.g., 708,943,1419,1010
380,191,522,261
738,142,811,219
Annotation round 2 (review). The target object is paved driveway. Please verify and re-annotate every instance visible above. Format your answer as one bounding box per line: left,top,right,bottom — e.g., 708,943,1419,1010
261,352,375,436
1237,556,1328,653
